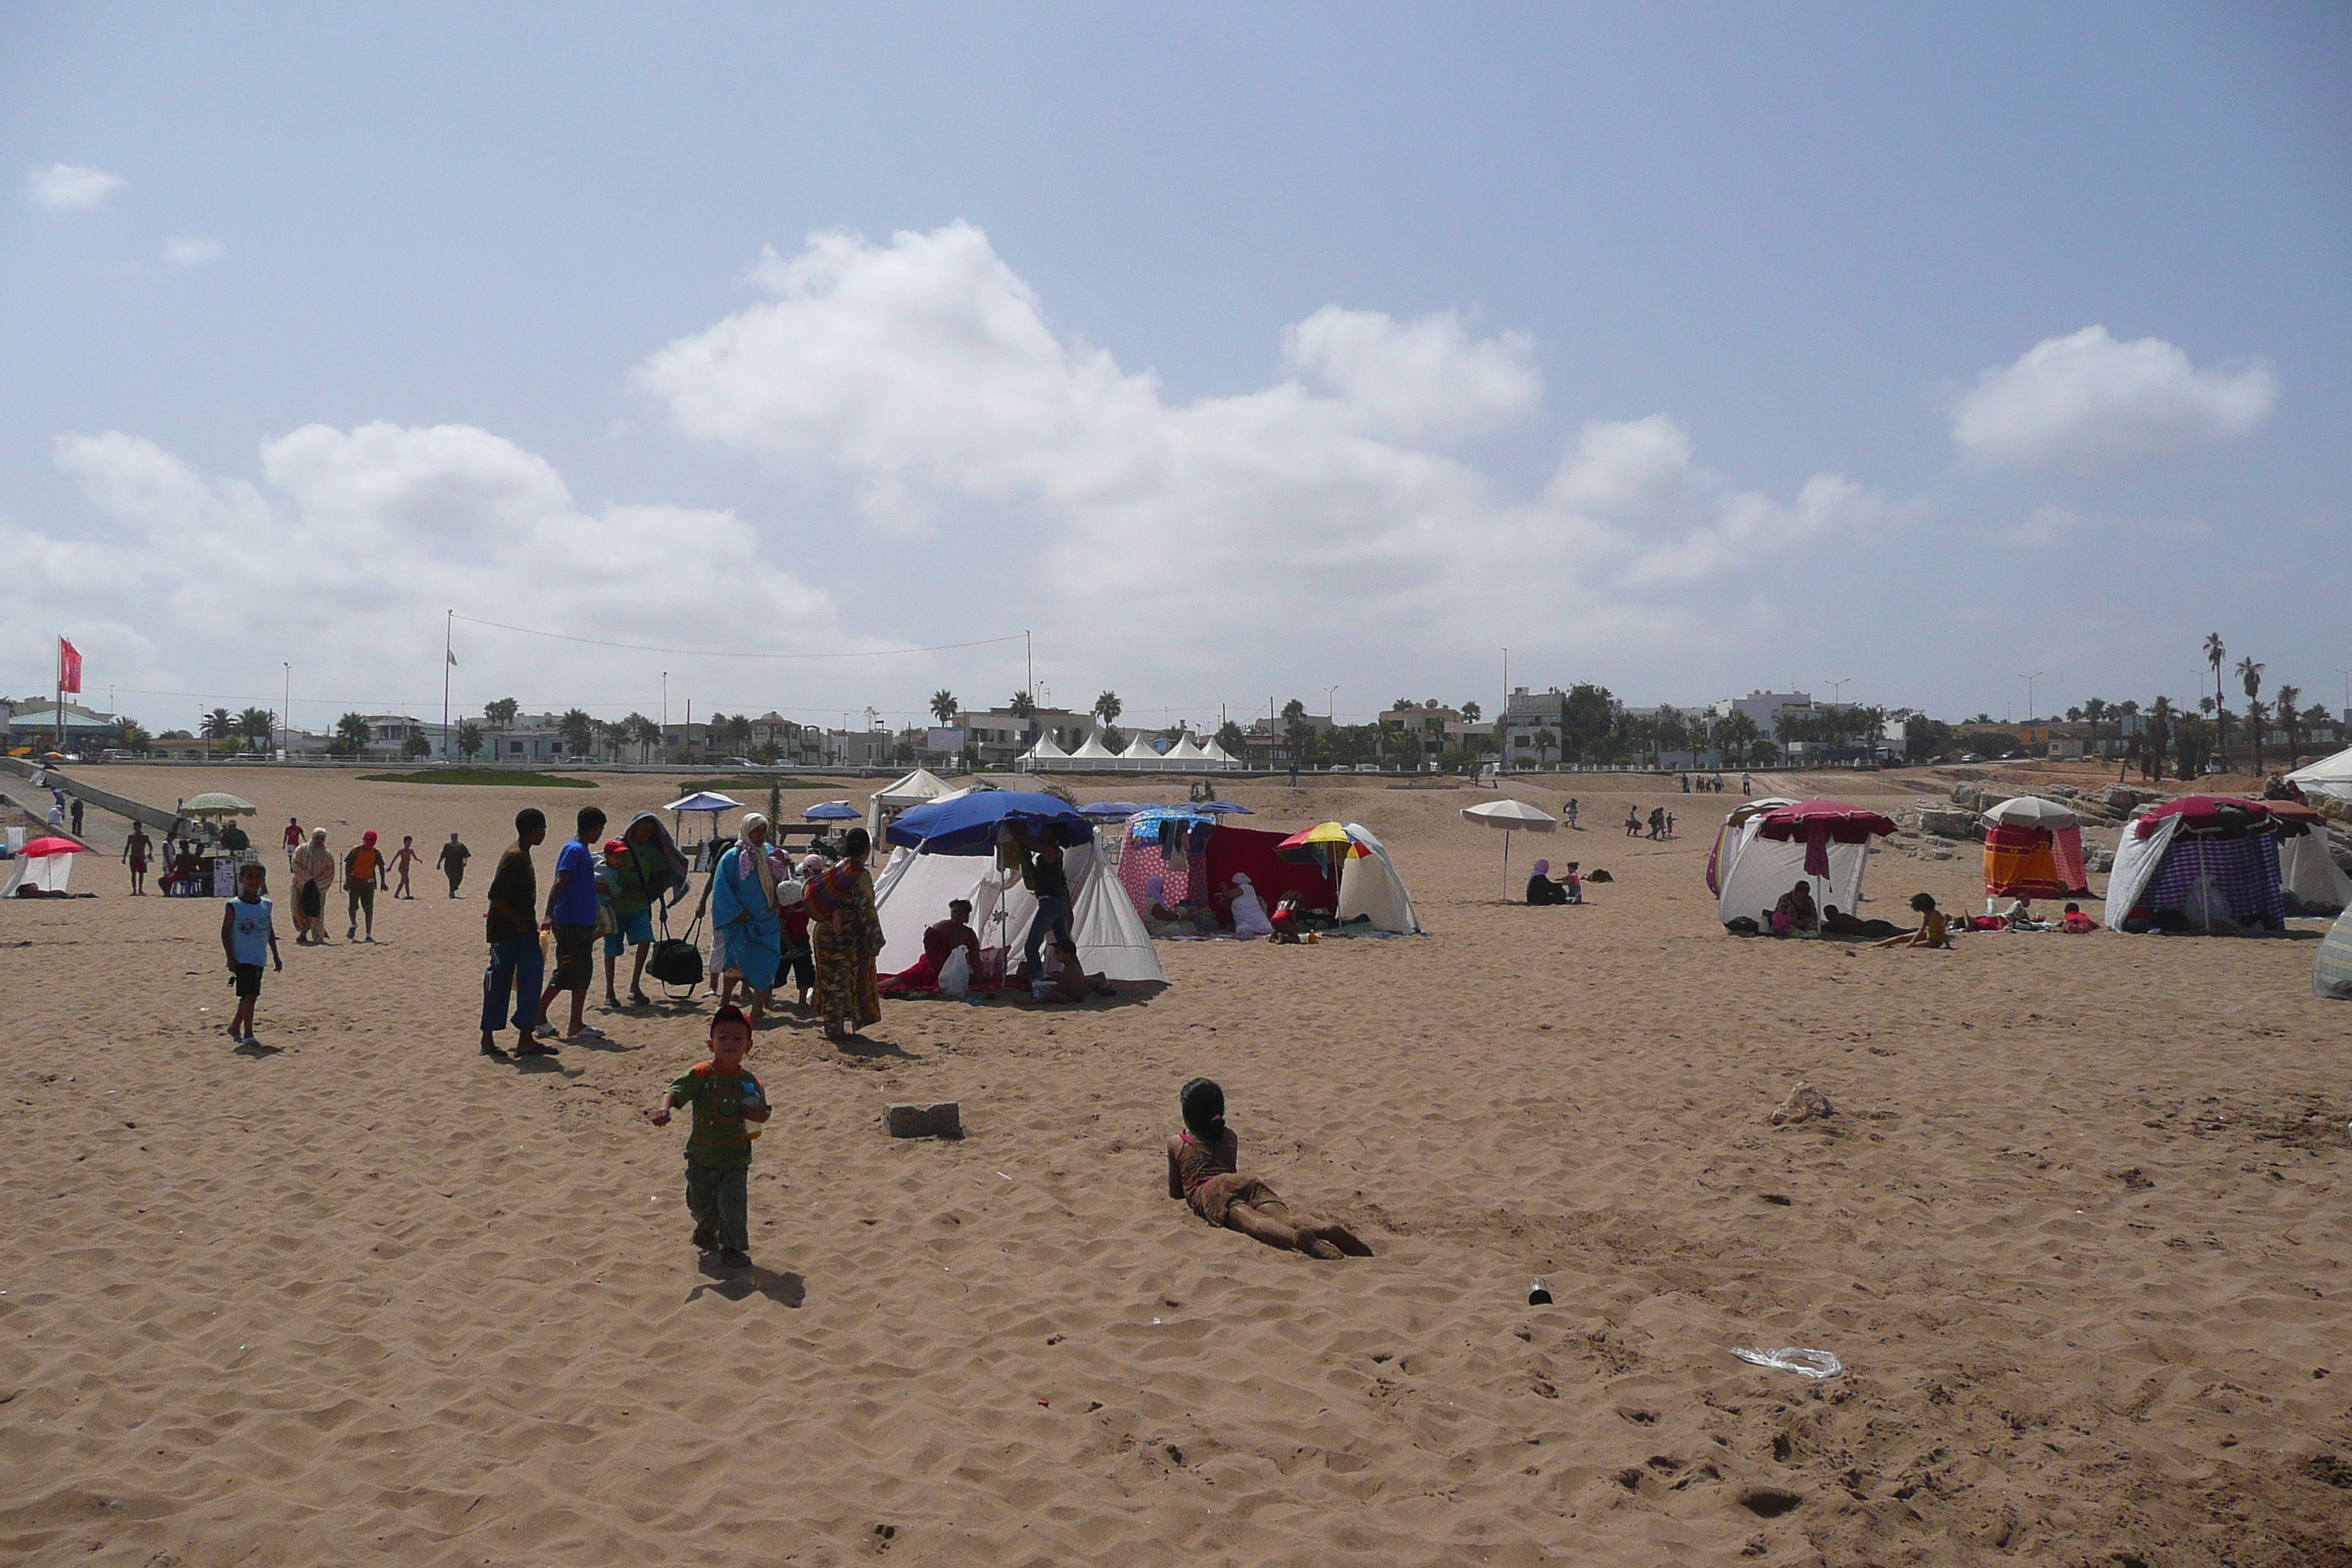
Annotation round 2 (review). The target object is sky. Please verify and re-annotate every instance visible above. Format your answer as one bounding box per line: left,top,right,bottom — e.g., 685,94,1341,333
4,2,2348,739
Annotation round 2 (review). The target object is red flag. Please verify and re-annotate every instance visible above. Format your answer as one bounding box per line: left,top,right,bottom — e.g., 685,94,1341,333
57,638,83,695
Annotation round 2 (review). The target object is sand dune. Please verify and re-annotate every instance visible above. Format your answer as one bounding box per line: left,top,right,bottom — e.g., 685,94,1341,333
2,764,2347,1566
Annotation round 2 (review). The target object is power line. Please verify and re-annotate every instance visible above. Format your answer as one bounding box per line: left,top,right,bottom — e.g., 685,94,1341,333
449,615,1028,660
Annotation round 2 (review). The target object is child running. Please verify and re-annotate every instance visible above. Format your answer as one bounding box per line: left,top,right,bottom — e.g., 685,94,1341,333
1165,1078,1372,1259
647,1005,769,1267
218,862,283,1046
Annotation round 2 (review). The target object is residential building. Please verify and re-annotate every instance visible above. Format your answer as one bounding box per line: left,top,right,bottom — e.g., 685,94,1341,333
1497,687,1567,759
956,706,1094,766
1710,690,1814,740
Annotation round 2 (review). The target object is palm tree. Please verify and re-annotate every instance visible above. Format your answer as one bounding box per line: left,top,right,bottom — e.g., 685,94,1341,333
2203,633,2228,765
1461,701,1481,723
929,690,959,725
2144,696,2173,781
2243,698,2269,774
2236,657,2266,772
636,714,664,761
2081,697,2108,760
1091,690,1123,725
557,709,595,759
2274,684,2304,764
457,721,485,759
725,713,754,753
117,721,152,755
483,696,520,730
201,706,235,757
333,712,373,756
1534,727,1558,767
238,706,276,754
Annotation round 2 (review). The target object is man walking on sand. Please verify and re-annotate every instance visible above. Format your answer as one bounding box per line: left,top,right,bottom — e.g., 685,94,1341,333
284,817,303,869
535,805,607,1044
290,828,336,943
344,830,387,941
437,831,470,897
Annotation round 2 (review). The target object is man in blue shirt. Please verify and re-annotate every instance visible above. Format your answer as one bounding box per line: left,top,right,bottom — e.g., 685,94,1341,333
535,805,608,1043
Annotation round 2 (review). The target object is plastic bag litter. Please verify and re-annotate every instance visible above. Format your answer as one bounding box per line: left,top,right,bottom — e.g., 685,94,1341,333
1733,1346,1842,1379
938,946,971,999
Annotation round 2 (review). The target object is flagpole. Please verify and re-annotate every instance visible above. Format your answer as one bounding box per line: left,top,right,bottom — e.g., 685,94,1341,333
442,609,453,759
56,634,64,758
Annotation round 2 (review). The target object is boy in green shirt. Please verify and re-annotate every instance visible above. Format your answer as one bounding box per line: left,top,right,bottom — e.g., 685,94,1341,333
647,1006,769,1267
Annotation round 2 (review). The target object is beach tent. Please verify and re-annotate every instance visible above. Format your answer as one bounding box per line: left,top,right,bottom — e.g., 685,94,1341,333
2103,796,2288,932
664,791,740,845
865,768,954,844
2271,803,2351,914
2316,907,2352,999
1462,797,1556,898
1,837,79,895
872,840,1164,984
1120,734,1163,771
1703,797,1800,899
1981,796,2092,900
1164,734,1207,768
1198,736,1237,769
1337,822,1423,933
2286,747,2352,805
1117,812,1337,927
1715,800,1894,929
1068,729,1120,772
1018,734,1071,772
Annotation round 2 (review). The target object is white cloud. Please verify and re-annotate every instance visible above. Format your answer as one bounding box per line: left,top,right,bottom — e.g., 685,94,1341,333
16,423,848,721
160,233,225,268
1952,326,2276,470
636,223,1891,673
26,163,127,216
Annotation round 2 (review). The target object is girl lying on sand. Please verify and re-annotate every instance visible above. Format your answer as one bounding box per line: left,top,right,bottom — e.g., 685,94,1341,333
1166,1078,1373,1259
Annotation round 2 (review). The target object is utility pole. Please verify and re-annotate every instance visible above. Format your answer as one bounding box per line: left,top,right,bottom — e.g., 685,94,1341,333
442,609,453,760
1024,629,1035,747
282,663,290,758
2019,671,2043,723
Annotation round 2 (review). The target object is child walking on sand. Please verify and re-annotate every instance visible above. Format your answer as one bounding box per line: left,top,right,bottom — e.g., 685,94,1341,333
219,862,282,1046
1165,1078,1372,1259
392,834,421,899
648,1006,770,1267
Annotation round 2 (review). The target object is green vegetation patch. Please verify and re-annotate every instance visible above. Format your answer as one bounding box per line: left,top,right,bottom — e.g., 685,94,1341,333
357,769,598,788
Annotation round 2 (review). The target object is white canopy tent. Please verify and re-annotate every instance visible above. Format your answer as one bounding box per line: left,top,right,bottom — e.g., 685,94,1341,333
1711,802,1870,927
1017,734,1071,772
1120,734,1163,770
1164,734,1207,767
1336,822,1423,933
1068,728,1120,771
871,840,1166,983
2280,816,2352,913
865,768,955,845
2287,747,2352,805
1197,736,1237,769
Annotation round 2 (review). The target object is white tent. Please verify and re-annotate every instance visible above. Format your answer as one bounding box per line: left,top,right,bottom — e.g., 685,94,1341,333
1704,798,1798,905
866,767,955,843
1337,822,1423,933
2280,820,2352,913
1120,734,1163,771
2286,747,2352,804
1,850,76,896
1711,804,1869,927
871,840,1166,983
1069,728,1120,772
1018,734,1071,772
1197,736,1236,769
1164,734,1207,768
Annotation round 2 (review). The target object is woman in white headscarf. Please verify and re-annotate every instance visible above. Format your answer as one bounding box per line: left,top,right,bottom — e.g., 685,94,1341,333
1227,872,1273,938
710,814,783,1025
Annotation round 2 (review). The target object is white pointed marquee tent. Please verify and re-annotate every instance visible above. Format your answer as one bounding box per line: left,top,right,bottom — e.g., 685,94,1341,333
1164,733,1208,767
2286,747,2352,805
1017,733,1071,772
1198,735,1237,769
1120,733,1163,770
871,840,1166,983
865,767,955,844
1068,728,1120,772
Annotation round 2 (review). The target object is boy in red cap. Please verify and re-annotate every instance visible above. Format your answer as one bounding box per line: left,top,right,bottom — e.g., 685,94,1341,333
647,1006,769,1267
344,830,387,942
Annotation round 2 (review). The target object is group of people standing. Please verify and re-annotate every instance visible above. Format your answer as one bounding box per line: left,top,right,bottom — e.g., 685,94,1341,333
706,815,883,1043
277,820,466,943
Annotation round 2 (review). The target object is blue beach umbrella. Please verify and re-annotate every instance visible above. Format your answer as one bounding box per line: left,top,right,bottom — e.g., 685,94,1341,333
885,791,1091,855
802,801,863,821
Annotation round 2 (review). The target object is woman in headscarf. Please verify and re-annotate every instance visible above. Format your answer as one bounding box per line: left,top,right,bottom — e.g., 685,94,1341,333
804,828,884,1042
710,814,783,1026
1526,858,1569,905
290,828,336,944
1227,873,1273,937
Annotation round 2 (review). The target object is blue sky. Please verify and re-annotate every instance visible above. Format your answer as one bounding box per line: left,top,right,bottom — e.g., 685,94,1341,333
4,3,2346,737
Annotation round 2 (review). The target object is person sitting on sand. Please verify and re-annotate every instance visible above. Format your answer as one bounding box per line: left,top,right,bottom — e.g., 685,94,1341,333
2059,901,2097,933
1227,873,1274,938
1773,880,1819,935
1165,1078,1372,1259
1873,892,1951,949
1043,938,1116,1001
1526,858,1570,905
1267,889,1308,941
883,898,984,994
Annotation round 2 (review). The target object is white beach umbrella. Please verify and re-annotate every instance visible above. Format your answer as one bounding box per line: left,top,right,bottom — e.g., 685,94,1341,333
1983,796,2080,830
1463,798,1557,897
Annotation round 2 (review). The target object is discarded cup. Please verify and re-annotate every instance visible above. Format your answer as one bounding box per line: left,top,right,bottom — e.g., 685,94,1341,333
1527,1278,1553,1306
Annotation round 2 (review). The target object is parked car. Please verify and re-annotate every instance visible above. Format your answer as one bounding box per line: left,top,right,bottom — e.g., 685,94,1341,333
1961,753,1983,763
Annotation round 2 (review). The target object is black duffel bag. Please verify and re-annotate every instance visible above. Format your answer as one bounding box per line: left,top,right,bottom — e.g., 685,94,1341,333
645,905,704,990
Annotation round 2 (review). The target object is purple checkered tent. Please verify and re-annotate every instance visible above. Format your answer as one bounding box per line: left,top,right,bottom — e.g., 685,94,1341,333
2105,795,2289,932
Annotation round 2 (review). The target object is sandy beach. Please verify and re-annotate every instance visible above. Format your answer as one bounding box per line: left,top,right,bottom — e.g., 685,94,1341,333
2,762,2347,1567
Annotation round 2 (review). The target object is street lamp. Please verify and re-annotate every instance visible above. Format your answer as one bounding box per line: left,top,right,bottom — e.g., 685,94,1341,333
1324,685,1338,720
2019,671,2043,723
1824,677,1850,706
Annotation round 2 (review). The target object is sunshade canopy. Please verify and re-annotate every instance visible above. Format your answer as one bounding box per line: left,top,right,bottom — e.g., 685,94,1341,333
665,791,741,813
1984,796,2080,829
1752,800,1898,843
180,792,257,815
1079,801,1147,819
2133,796,2277,839
19,836,83,856
1462,799,1556,831
802,801,862,821
884,790,1090,854
1276,821,1373,865
1196,800,1252,815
